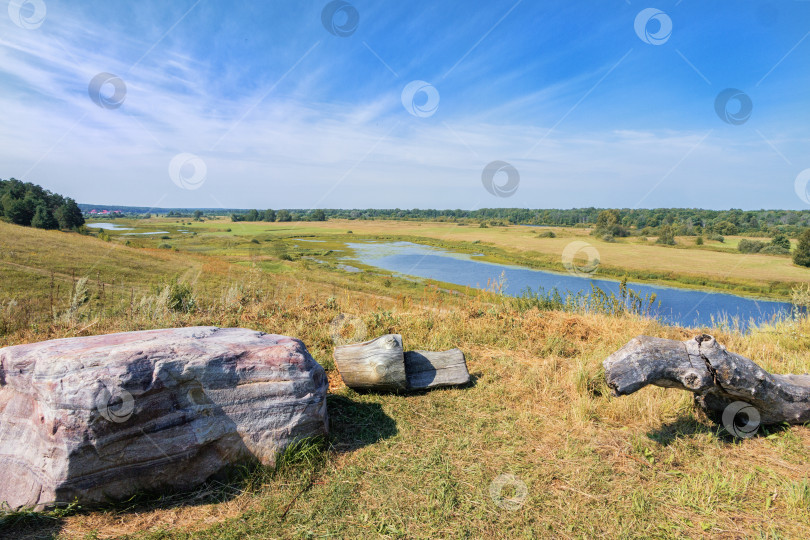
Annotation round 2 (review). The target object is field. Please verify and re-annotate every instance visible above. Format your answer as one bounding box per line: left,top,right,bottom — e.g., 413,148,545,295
1,219,810,539
111,217,808,299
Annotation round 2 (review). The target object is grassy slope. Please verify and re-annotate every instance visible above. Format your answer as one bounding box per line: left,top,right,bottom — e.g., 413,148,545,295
1,223,810,539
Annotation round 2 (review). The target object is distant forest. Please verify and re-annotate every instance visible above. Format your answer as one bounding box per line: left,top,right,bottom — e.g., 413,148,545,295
222,207,810,238
8,178,805,238
0,178,84,230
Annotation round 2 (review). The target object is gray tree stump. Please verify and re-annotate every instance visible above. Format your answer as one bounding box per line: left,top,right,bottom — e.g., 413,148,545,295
604,334,810,425
333,334,469,391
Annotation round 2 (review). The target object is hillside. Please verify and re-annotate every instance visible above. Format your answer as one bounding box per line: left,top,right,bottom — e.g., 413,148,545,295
1,222,810,538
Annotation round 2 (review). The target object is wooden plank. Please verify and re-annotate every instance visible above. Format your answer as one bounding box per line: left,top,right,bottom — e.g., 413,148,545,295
404,349,469,390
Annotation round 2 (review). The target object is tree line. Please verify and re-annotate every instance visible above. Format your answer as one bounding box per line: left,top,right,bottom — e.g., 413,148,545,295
227,207,810,235
0,178,84,230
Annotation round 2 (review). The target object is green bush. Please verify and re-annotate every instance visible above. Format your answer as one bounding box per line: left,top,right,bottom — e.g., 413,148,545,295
770,233,791,251
793,229,810,267
158,243,172,249
656,225,676,245
695,236,704,245
738,239,766,253
760,245,789,255
708,233,724,243
537,230,556,238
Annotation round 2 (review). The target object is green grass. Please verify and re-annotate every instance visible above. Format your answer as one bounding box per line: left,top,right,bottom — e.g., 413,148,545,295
94,216,810,300
2,220,810,539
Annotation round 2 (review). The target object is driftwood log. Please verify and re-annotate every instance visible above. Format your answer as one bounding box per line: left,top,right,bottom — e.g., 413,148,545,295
333,334,469,391
604,334,810,425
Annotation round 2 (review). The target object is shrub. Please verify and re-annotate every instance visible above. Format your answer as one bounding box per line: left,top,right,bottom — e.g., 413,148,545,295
793,229,810,267
770,233,791,251
161,235,170,239
158,243,172,249
708,233,724,243
738,239,766,254
602,234,615,243
656,225,676,245
164,281,195,312
537,230,556,238
695,236,704,245
251,238,260,244
760,245,789,255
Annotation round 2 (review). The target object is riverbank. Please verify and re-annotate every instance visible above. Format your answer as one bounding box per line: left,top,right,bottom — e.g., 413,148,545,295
120,217,807,301
3,219,810,539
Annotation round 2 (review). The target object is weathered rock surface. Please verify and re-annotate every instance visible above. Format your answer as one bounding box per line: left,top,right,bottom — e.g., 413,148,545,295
0,326,328,510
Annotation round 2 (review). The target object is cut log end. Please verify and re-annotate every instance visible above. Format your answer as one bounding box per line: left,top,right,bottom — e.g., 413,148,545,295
333,335,470,392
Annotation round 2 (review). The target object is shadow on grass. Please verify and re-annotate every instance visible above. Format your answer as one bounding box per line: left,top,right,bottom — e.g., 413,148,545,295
647,414,794,446
0,510,65,540
328,394,398,453
0,443,324,540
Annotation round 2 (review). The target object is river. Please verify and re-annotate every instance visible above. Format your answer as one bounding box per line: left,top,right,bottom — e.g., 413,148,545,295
346,241,793,330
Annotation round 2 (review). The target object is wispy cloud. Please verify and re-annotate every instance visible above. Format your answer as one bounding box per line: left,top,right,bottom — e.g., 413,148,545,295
0,0,808,209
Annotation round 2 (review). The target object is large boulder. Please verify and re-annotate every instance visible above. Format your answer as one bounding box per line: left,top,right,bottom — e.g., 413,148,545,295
0,326,328,510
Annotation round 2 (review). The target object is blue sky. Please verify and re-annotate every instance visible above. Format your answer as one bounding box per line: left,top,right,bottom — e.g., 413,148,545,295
1,0,809,210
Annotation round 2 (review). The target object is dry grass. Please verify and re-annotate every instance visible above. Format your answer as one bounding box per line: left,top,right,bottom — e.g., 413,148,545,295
1,222,809,539
172,217,808,298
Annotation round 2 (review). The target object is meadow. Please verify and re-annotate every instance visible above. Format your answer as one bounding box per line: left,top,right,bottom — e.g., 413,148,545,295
139,216,807,299
1,218,810,539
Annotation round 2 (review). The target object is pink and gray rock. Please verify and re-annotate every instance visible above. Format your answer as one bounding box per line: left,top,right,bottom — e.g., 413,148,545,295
0,326,328,510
